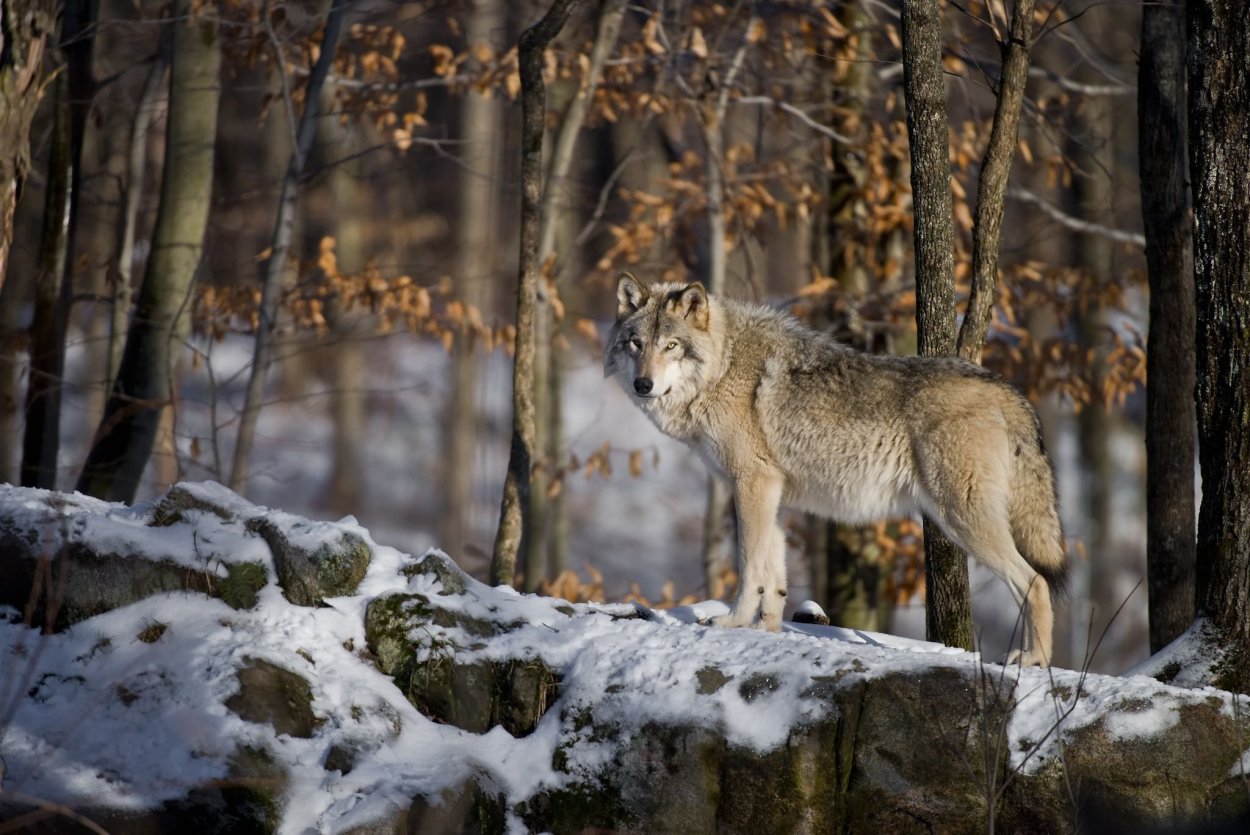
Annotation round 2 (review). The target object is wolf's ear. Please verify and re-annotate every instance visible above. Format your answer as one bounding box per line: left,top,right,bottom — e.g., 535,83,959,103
616,273,649,318
674,282,709,330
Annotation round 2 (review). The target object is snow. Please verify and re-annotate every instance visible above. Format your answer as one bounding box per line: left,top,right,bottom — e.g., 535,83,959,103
794,599,827,618
2,482,1248,831
1125,618,1222,688
0,482,273,572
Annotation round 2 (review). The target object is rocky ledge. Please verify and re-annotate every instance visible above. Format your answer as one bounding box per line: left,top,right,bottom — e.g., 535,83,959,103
1,483,1247,833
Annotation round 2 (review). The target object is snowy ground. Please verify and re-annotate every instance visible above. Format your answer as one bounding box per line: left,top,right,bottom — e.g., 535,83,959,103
0,483,1241,833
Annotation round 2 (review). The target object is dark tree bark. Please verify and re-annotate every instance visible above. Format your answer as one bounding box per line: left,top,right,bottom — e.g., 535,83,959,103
0,0,57,294
956,0,1035,364
900,0,974,652
109,51,168,385
490,0,581,586
230,0,347,492
20,73,71,489
20,0,95,489
77,0,220,502
1140,1,1195,654
1188,0,1250,692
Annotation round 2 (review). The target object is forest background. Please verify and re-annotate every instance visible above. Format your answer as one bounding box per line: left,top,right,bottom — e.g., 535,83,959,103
0,0,1204,673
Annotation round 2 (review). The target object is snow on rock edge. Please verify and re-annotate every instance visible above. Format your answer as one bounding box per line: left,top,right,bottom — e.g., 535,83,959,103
1,482,1248,833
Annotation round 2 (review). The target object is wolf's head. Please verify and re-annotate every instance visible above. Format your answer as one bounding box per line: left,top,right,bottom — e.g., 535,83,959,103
604,273,713,404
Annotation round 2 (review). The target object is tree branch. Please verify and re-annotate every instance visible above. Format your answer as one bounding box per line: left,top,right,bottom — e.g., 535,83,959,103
491,0,581,587
1027,65,1133,96
732,96,855,145
1007,187,1145,247
957,0,1035,364
230,0,347,491
538,0,626,264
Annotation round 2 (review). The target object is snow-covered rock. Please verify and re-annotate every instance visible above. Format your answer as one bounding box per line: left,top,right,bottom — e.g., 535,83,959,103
1,483,1248,833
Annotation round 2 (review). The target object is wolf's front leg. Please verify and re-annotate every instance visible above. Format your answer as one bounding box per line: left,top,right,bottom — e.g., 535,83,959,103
712,469,787,631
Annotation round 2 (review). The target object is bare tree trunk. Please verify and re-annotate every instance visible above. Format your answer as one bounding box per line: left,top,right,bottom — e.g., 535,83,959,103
547,339,570,576
1188,0,1250,693
955,0,1035,363
152,387,178,488
109,53,168,385
0,269,26,482
20,73,72,489
526,0,626,591
490,0,581,587
21,0,95,489
77,0,221,502
816,0,881,626
1140,0,1195,654
900,0,974,651
0,0,57,294
697,12,758,599
828,527,887,630
527,312,552,591
806,519,830,612
324,87,366,518
443,0,505,564
230,0,346,492
0,1,49,472
1071,101,1116,635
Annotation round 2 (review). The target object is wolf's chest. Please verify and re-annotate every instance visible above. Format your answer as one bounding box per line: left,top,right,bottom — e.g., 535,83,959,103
692,437,730,481
636,396,699,442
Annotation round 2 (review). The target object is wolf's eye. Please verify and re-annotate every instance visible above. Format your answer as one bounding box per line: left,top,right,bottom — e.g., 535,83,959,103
628,337,642,352
665,340,679,352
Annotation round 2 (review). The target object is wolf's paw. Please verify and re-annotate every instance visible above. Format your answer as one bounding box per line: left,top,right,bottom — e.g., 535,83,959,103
706,612,754,629
1004,648,1050,667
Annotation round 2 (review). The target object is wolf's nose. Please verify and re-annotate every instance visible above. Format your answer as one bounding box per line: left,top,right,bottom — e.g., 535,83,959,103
634,377,654,395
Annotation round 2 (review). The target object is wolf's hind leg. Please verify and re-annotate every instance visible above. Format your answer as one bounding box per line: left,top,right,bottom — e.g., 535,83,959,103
919,431,1054,666
940,507,1053,666
712,469,787,631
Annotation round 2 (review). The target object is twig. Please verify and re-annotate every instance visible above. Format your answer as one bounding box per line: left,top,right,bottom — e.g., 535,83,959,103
732,96,855,145
956,0,1037,364
574,139,647,247
261,0,300,164
1007,187,1145,247
0,791,112,835
1027,66,1133,96
232,0,348,490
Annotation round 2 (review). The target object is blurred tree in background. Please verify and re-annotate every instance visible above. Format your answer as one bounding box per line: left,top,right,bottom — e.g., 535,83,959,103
0,0,1240,676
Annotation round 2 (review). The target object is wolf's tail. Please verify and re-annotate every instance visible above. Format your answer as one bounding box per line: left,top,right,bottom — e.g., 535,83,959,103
1007,405,1069,600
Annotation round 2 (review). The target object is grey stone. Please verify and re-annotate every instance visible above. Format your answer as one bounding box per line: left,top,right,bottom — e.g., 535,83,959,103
225,659,318,739
247,517,371,607
0,514,266,630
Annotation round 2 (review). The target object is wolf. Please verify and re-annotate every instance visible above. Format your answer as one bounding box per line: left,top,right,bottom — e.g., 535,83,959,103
604,273,1068,666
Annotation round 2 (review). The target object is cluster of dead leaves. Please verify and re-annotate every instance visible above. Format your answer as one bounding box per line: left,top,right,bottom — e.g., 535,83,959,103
540,563,740,611
535,442,659,502
193,237,520,355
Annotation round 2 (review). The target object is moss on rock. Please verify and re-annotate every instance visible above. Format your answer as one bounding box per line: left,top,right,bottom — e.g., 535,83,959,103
248,517,370,606
0,522,267,629
364,591,560,737
400,550,468,595
149,484,236,527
